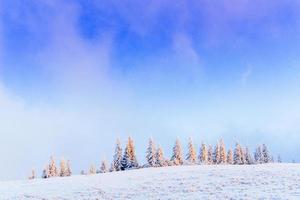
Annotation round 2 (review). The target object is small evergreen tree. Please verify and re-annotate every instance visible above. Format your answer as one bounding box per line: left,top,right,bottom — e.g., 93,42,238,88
109,163,115,172
270,155,274,163
100,160,109,173
199,143,208,164
42,166,49,179
80,170,86,175
66,160,72,176
240,146,246,164
59,158,68,177
254,145,263,164
213,142,221,164
112,139,123,171
219,139,227,164
186,138,197,164
48,156,58,177
261,144,271,163
155,145,165,167
171,138,183,165
207,145,213,164
277,155,282,163
28,169,36,180
227,149,233,164
244,147,253,165
146,138,156,167
233,143,243,165
121,146,130,170
89,165,96,174
121,137,139,170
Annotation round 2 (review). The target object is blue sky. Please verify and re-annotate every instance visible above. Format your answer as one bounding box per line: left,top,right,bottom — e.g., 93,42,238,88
1,0,300,180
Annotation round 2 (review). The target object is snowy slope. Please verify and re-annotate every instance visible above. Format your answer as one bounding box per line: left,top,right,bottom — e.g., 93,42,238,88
0,163,299,200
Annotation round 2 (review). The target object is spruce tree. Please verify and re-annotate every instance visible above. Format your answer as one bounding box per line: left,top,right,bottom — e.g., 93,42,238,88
66,160,72,176
28,169,36,180
112,139,123,171
186,138,197,164
199,143,208,164
171,138,183,165
100,160,109,173
254,145,263,164
240,146,246,164
109,163,115,172
121,145,130,170
42,166,49,179
48,156,58,177
121,137,139,170
233,143,243,165
155,146,165,167
146,138,156,167
207,145,213,164
59,158,68,177
244,147,253,165
277,155,282,163
213,142,221,164
219,139,227,164
261,144,270,163
89,165,96,174
129,137,139,168
227,149,233,164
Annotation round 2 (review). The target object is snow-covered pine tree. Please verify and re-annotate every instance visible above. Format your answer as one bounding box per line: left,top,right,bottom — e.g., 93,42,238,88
199,143,208,164
121,144,130,170
219,139,226,164
244,147,253,165
261,144,270,163
100,160,109,173
270,155,274,163
240,146,246,164
59,158,68,177
89,165,96,174
186,138,197,164
233,143,243,165
254,145,263,164
112,139,123,171
155,145,165,167
129,137,139,168
109,163,115,172
227,149,233,164
28,169,36,180
121,137,139,170
207,145,213,164
66,160,72,176
48,156,58,177
42,166,49,179
171,138,183,165
213,142,221,164
146,138,156,167
277,155,282,163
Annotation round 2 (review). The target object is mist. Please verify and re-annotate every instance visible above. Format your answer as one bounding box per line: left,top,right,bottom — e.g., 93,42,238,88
0,0,300,180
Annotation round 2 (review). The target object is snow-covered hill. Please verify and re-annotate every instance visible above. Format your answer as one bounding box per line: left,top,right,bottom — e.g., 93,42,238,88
0,163,299,200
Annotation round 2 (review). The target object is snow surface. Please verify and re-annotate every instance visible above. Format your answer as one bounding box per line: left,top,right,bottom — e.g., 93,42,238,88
0,163,299,200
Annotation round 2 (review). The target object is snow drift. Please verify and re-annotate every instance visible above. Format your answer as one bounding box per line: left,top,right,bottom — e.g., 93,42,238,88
0,163,299,200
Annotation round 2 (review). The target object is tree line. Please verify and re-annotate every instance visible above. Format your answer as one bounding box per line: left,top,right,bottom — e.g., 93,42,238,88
29,137,277,179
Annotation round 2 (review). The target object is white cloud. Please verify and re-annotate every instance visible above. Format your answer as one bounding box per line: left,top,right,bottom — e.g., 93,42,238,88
1,0,300,180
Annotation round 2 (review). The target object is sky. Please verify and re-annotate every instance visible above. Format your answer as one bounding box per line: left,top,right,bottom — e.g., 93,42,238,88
0,0,300,180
